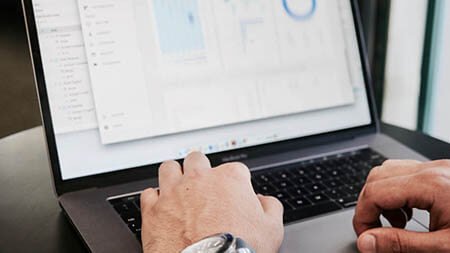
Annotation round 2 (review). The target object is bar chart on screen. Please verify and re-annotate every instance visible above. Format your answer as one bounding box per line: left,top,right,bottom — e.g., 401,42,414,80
153,0,205,54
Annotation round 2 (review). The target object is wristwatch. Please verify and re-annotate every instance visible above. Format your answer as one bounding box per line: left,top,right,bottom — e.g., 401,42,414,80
180,233,255,253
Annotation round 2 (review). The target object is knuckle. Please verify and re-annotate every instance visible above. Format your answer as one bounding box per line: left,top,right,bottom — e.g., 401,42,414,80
391,232,409,253
141,188,154,198
421,169,450,190
362,182,376,197
382,159,395,166
140,189,155,208
187,151,203,158
160,160,177,170
366,166,382,183
434,159,450,168
226,162,250,178
417,169,446,182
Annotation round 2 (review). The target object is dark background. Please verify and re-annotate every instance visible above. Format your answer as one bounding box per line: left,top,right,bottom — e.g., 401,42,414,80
0,0,389,138
0,0,41,138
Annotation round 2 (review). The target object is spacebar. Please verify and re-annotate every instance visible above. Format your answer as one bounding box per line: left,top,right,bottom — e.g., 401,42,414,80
283,201,341,223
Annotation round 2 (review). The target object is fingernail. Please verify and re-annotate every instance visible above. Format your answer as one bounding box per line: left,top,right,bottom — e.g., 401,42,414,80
359,234,376,253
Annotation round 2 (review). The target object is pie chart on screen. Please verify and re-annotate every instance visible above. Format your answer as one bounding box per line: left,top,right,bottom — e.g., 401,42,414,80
282,0,316,21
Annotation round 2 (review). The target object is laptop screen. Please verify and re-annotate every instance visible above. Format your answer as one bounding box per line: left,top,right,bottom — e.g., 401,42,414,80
31,0,371,180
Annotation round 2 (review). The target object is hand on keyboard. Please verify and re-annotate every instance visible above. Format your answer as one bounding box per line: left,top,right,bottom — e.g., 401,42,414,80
353,159,450,253
140,152,284,253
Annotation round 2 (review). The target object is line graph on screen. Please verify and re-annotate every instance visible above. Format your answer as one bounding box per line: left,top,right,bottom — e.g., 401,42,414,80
282,0,316,21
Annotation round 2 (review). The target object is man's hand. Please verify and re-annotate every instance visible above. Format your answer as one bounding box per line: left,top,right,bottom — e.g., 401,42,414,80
353,159,450,253
140,152,284,253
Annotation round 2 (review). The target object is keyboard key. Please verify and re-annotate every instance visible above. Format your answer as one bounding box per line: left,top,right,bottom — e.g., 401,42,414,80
292,167,308,176
341,185,362,195
340,175,359,185
336,195,359,207
310,172,329,181
274,170,293,180
336,166,354,175
280,198,295,211
306,193,330,204
288,197,312,209
324,188,347,199
287,186,310,197
121,211,140,224
322,179,344,189
353,172,368,181
304,183,326,193
128,222,141,234
270,190,291,200
254,184,276,194
284,201,341,223
273,180,294,189
253,173,273,184
124,196,139,202
312,165,326,172
113,202,137,213
292,176,311,185
329,169,343,177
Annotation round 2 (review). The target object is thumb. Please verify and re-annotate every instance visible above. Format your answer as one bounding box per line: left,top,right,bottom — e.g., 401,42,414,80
358,227,450,253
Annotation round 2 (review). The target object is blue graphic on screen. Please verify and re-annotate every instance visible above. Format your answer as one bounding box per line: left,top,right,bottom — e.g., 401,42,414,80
153,0,205,54
282,0,316,21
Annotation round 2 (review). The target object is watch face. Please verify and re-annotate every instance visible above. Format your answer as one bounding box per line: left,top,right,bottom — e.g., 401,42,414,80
182,233,235,253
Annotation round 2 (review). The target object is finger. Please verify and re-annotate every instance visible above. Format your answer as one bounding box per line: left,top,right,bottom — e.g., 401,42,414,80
217,162,251,182
183,152,211,177
258,194,283,221
158,160,182,194
366,160,421,183
353,174,435,236
140,188,159,213
358,228,450,253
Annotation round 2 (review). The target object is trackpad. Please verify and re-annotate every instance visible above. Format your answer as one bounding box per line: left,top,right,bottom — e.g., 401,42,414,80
280,209,428,253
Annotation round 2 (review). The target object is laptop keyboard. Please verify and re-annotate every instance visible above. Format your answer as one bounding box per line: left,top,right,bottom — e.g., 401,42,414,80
108,148,386,241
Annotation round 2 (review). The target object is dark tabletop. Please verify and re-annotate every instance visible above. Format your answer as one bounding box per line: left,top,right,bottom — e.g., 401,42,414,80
0,124,449,253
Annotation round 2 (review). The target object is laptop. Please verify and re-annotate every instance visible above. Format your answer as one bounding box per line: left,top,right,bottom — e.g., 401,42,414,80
22,0,430,252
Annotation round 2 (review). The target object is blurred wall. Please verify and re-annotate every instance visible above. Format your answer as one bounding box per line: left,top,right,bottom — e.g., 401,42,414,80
0,0,42,138
382,0,428,130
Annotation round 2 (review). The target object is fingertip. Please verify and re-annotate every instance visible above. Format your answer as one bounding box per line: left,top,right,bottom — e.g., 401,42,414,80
160,160,181,170
183,152,211,176
184,152,209,165
357,233,376,253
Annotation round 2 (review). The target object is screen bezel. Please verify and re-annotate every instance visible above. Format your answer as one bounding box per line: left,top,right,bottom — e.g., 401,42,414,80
22,0,379,196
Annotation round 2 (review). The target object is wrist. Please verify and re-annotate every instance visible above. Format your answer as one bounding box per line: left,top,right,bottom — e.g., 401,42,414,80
143,238,188,253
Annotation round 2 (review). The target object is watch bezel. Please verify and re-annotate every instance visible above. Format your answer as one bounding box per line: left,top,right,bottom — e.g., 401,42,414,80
180,233,236,253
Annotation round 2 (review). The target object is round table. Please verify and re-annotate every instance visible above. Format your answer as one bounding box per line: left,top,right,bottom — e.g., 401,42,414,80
0,124,448,252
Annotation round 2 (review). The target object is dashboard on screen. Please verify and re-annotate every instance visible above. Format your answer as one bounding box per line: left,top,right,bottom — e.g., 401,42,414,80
32,0,371,180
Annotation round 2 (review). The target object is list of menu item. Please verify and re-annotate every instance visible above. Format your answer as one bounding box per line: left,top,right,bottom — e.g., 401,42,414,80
34,0,98,134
